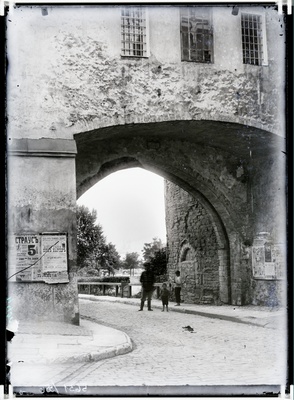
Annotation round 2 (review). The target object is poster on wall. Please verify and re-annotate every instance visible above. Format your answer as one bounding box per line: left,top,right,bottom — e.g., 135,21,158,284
41,233,69,283
9,234,42,281
272,244,285,280
252,246,265,279
252,236,284,280
8,233,69,283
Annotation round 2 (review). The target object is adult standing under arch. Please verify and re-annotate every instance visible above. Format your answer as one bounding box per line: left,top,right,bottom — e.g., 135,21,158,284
138,263,155,311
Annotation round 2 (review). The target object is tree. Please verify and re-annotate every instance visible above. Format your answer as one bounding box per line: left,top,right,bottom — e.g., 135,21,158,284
99,242,122,276
123,252,140,275
77,205,106,270
148,247,167,279
76,205,122,275
142,237,165,263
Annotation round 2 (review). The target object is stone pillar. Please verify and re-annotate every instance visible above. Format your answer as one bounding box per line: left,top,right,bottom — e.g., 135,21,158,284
218,249,230,304
7,138,80,324
229,233,244,306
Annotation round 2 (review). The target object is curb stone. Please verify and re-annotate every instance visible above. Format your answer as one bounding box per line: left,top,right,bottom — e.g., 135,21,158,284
38,331,133,364
9,318,133,365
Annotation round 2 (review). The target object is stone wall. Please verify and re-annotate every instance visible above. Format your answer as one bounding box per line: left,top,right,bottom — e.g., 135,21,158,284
165,163,287,307
6,5,286,319
7,139,80,323
251,153,287,243
7,6,285,140
165,181,222,305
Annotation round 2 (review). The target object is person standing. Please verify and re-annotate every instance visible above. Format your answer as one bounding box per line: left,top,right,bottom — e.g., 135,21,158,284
174,270,182,306
160,283,170,312
138,263,155,311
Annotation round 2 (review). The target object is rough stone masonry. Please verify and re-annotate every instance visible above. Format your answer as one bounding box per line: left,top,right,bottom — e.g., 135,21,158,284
6,5,286,322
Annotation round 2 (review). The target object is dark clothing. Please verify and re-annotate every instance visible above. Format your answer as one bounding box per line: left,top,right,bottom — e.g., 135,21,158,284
140,270,155,291
141,288,154,302
140,269,155,303
161,288,170,306
175,287,181,304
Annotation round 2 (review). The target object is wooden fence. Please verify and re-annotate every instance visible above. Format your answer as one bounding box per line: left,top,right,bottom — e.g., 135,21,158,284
77,282,162,299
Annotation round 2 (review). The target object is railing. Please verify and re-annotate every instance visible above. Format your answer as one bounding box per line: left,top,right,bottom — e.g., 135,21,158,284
125,283,161,299
78,282,128,297
77,282,162,299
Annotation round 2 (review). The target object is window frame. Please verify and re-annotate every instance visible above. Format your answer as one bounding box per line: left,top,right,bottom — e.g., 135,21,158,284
241,11,268,67
121,6,150,58
180,6,214,64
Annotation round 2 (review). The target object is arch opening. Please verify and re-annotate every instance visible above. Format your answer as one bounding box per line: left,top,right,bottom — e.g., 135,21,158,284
75,119,285,306
77,164,231,305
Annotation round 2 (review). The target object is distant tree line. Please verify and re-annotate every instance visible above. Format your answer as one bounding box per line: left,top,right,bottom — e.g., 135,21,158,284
76,205,167,279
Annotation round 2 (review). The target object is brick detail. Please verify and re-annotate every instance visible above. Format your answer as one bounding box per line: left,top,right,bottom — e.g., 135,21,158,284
165,181,227,305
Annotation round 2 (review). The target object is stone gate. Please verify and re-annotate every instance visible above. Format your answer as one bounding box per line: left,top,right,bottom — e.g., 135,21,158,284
6,5,287,323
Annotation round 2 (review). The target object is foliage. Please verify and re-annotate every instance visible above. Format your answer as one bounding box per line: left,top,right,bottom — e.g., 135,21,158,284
76,205,121,274
123,252,140,272
142,237,165,263
148,247,167,280
77,267,100,277
77,205,105,267
99,242,122,275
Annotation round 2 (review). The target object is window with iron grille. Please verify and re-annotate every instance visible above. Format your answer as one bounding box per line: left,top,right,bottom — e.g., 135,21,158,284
121,7,149,57
180,7,213,63
241,13,263,66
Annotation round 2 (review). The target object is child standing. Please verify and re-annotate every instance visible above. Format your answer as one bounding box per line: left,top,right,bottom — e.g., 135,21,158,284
174,270,182,306
161,283,170,312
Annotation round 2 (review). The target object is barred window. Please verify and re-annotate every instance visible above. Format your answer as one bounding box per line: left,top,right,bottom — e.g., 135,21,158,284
241,13,263,66
180,7,213,63
121,7,149,57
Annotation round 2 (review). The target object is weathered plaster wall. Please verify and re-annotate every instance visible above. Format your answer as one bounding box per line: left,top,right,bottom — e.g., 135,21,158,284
8,281,79,323
248,153,287,306
7,140,79,323
251,280,285,307
251,153,287,243
7,6,285,140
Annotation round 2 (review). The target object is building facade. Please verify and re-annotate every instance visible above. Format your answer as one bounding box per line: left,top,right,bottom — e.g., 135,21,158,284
6,5,286,323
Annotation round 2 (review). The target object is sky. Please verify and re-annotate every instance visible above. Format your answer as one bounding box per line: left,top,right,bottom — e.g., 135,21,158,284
77,168,167,260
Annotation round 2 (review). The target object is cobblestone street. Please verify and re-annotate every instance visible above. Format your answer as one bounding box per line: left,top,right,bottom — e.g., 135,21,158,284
51,299,287,388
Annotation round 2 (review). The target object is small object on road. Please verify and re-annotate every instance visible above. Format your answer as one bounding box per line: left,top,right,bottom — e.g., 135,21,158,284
182,325,194,332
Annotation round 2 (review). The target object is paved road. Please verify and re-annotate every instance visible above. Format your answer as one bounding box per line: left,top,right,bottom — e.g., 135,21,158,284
48,299,287,389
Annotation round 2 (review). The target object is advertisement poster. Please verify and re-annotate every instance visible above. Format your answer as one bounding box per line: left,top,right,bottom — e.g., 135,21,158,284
9,233,69,283
41,234,69,283
252,246,265,279
252,241,284,280
9,234,41,281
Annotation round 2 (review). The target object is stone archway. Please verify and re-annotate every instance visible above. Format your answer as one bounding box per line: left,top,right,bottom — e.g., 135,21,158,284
73,118,285,307
7,118,285,323
172,188,230,305
75,119,272,305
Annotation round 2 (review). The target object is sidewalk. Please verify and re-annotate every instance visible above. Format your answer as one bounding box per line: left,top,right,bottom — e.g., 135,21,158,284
7,295,287,366
7,317,132,365
79,294,287,330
